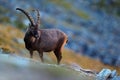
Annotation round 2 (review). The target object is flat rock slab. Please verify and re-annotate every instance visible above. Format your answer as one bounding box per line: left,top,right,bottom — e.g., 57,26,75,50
96,69,118,80
97,69,112,80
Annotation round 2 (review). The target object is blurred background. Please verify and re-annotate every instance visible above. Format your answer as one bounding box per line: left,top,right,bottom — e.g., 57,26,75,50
0,0,120,79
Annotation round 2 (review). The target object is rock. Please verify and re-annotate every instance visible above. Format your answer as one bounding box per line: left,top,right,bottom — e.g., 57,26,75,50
13,38,24,44
97,69,112,80
70,63,97,74
70,63,81,71
96,69,119,80
112,76,120,80
110,70,117,78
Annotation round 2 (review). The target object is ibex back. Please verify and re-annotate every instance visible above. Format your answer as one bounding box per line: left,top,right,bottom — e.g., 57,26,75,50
16,8,68,64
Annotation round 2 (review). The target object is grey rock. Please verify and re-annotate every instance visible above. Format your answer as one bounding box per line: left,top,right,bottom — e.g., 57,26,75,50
96,69,112,80
110,70,117,78
112,76,120,80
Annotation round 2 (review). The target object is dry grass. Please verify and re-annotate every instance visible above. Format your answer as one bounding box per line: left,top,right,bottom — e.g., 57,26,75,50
0,24,24,53
0,24,119,75
48,49,120,74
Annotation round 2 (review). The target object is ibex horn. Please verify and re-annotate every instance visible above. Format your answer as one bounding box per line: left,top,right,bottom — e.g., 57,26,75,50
16,8,35,26
33,9,40,27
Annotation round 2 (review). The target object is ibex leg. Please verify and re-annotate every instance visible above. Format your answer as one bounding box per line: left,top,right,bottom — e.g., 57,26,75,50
30,51,33,58
38,51,44,62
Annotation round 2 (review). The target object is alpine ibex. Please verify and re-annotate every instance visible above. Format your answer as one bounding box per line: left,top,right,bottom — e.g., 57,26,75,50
16,8,68,64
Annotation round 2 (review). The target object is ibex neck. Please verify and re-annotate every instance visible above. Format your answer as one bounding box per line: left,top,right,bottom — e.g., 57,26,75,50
24,33,37,50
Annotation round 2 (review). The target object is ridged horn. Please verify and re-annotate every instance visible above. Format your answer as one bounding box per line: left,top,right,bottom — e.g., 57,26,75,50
16,8,35,26
33,9,40,27
37,9,40,27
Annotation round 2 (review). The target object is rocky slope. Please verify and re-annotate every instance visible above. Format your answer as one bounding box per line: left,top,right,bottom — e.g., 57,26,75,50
0,0,120,66
0,24,119,80
0,52,96,80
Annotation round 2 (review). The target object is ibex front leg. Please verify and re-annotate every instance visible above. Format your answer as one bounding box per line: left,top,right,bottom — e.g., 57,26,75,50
38,51,44,62
30,50,33,58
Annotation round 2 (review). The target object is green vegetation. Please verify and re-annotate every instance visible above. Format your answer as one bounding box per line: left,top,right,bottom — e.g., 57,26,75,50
0,6,10,23
0,5,27,30
48,0,90,19
95,0,120,16
14,20,26,30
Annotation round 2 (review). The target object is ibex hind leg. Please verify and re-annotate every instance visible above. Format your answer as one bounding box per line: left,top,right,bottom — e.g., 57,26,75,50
54,50,62,65
54,38,66,65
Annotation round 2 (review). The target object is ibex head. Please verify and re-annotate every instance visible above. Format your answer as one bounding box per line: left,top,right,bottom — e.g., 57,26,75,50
16,8,41,39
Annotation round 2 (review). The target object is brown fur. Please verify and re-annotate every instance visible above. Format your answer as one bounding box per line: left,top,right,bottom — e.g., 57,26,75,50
24,29,68,64
16,8,68,64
